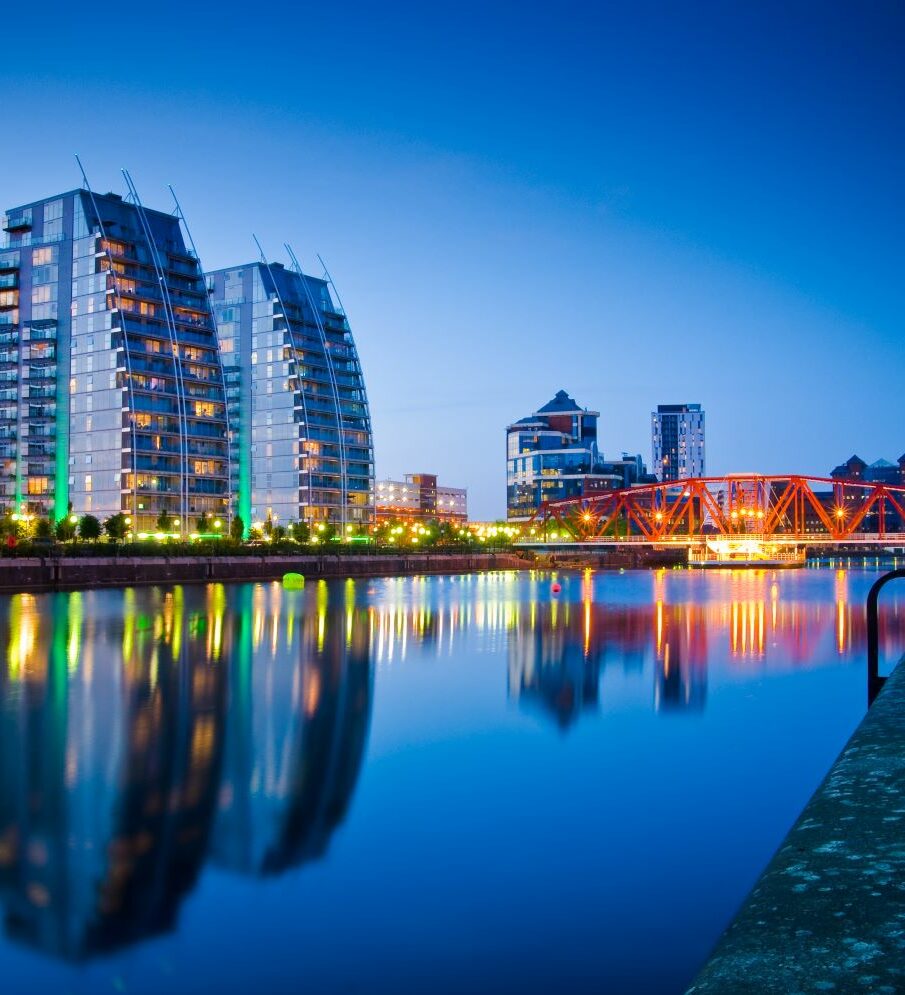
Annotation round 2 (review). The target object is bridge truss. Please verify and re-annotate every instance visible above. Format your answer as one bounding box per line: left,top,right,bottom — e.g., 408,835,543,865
527,475,905,545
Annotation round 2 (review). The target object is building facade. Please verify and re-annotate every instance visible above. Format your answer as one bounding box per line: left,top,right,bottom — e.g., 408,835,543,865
506,390,651,521
0,187,230,532
651,403,705,482
207,260,373,533
830,452,905,533
375,472,467,523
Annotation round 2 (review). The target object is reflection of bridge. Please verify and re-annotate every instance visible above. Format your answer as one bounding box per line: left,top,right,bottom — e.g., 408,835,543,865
525,474,905,548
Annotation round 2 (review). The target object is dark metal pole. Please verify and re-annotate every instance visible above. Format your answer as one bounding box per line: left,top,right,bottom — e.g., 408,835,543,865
867,568,905,706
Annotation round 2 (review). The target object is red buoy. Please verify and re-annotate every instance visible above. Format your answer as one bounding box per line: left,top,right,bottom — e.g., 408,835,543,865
551,582,562,594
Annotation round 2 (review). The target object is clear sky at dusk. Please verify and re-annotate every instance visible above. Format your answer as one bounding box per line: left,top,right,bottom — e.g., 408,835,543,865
3,2,902,518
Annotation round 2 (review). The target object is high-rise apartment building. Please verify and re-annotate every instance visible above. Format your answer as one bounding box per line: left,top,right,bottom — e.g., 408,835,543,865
207,259,373,532
651,403,705,482
0,185,230,532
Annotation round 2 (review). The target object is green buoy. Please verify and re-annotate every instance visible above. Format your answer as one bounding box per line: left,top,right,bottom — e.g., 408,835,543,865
282,572,305,589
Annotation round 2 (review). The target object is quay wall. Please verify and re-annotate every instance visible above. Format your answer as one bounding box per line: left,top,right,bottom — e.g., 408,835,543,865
0,553,529,593
687,657,905,993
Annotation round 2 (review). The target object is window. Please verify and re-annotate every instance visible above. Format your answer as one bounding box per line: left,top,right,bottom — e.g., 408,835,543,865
84,475,92,492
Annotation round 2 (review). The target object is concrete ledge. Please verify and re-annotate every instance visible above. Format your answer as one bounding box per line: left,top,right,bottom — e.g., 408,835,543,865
0,553,528,592
688,659,905,994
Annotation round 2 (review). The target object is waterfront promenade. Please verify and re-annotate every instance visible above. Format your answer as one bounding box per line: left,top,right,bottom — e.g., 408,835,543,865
0,552,527,592
688,657,905,993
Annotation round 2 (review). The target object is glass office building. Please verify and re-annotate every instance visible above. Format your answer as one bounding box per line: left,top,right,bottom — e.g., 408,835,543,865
207,260,374,532
506,390,610,520
506,390,653,520
651,403,705,482
0,187,229,532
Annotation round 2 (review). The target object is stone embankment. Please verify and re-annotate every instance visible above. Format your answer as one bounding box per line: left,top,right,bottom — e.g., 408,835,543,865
0,552,528,593
687,658,905,994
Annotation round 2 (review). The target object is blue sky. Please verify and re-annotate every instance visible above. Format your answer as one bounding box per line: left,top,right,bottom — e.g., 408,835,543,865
3,1,903,517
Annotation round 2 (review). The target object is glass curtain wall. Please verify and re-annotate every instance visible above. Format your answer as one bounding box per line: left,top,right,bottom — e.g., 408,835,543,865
209,261,373,534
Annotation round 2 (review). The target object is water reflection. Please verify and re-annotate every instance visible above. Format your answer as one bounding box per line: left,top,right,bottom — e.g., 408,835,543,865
0,568,901,978
371,569,903,725
0,583,373,962
213,586,372,875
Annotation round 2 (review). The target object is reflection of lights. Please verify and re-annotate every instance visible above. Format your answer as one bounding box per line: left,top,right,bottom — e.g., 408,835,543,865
7,594,38,681
67,591,83,673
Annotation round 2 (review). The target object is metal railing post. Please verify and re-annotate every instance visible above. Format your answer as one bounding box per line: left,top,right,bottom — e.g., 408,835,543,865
867,568,905,706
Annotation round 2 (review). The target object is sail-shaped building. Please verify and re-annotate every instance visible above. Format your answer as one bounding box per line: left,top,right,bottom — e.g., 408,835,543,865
0,179,230,533
207,255,374,533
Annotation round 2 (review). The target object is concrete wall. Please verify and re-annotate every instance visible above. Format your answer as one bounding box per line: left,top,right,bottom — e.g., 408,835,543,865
0,553,529,593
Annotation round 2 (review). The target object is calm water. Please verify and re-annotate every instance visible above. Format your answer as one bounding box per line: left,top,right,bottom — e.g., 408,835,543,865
0,566,902,994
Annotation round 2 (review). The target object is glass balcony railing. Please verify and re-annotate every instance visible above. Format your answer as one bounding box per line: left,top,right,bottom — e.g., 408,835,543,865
3,214,32,233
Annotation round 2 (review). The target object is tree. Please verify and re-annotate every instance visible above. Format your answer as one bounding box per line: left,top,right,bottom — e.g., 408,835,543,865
272,524,287,541
34,518,54,541
78,515,102,541
263,514,274,537
55,517,77,542
314,522,336,543
198,511,211,533
156,509,175,532
230,515,245,542
104,513,129,541
290,520,310,543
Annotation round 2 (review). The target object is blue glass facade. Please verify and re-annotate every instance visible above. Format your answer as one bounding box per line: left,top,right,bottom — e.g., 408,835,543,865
507,390,609,520
507,390,653,520
0,187,230,532
207,260,374,532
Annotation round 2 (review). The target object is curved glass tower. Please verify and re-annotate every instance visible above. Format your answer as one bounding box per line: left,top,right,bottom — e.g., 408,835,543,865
207,257,374,533
0,185,230,533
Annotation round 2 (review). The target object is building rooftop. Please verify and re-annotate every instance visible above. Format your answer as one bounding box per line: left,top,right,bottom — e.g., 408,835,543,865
535,389,584,415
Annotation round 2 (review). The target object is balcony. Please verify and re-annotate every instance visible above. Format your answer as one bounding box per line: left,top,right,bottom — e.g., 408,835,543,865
3,213,32,234
27,326,56,341
0,273,17,290
27,366,57,381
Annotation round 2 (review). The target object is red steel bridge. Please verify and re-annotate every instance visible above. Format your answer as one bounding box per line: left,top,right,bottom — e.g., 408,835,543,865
524,474,905,547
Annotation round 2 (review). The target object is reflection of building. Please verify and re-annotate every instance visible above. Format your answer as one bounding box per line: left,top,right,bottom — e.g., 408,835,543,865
507,599,608,729
653,603,707,711
507,390,651,521
652,403,705,482
207,260,374,532
0,588,226,959
376,472,467,524
0,187,230,532
212,588,373,875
